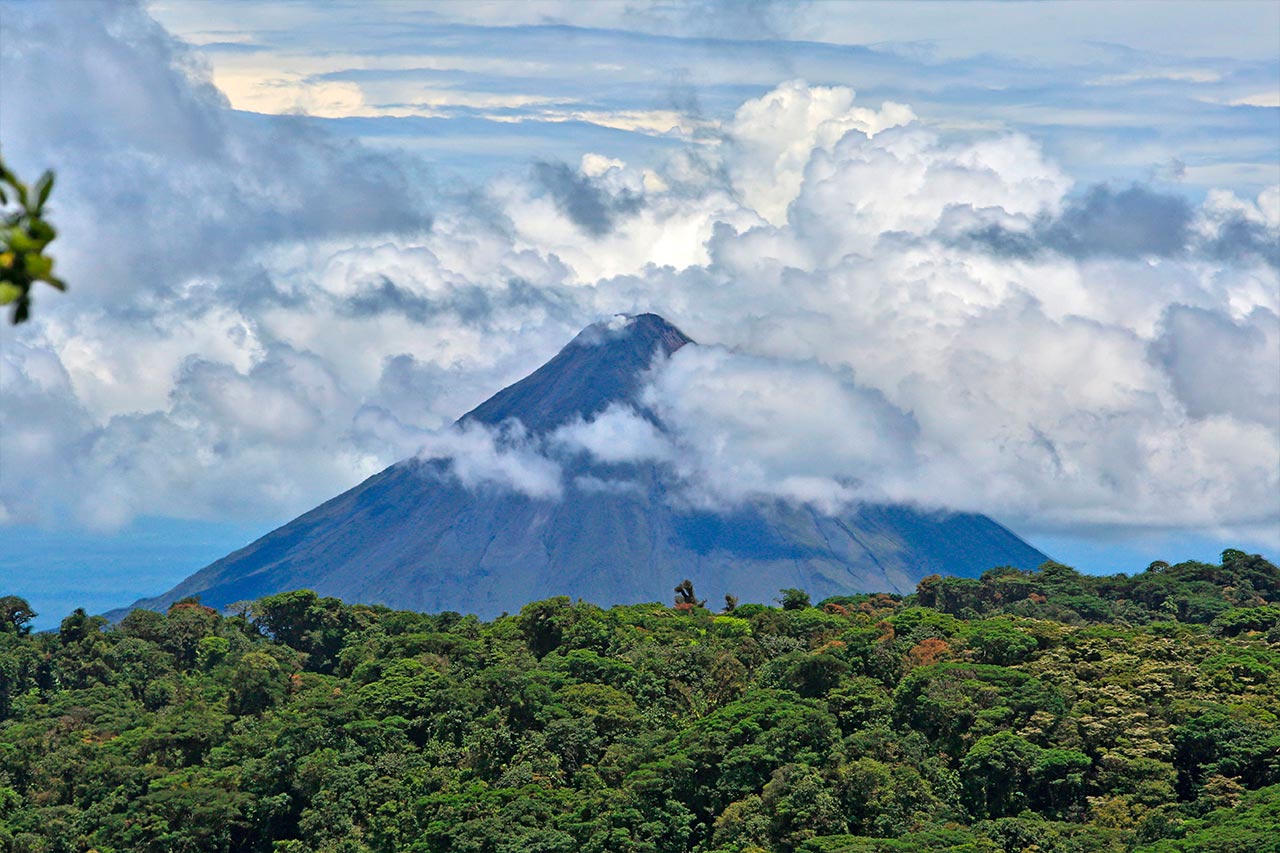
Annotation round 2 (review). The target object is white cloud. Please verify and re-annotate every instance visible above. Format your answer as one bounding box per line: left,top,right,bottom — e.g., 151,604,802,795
1201,186,1280,232
2,0,1277,559
416,422,563,499
637,345,917,512
1089,68,1222,86
1229,92,1280,108
1152,305,1280,426
725,80,916,226
0,2,431,320
581,153,627,177
789,125,1071,266
552,404,674,464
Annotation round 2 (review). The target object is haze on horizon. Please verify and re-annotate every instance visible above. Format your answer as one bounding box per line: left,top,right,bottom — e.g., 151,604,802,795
1,0,1278,626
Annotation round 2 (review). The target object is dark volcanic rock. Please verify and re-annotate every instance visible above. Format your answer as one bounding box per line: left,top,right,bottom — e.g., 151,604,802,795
117,314,1048,617
462,313,691,432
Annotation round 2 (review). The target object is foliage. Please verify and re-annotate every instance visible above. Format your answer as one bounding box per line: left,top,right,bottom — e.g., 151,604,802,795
0,155,64,324
0,551,1276,852
780,589,813,611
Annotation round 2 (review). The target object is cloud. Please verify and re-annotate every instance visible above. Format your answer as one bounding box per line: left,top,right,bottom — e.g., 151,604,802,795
724,79,916,225
1226,92,1280,108
0,340,93,526
787,122,1071,265
1151,305,1280,426
1204,216,1280,269
0,0,431,313
944,182,1280,269
944,183,1193,260
624,0,802,42
1,11,1276,561
2,334,378,530
1043,184,1193,258
531,160,644,236
416,421,563,499
639,345,917,512
147,0,1280,207
552,403,674,464
1090,68,1222,86
1198,187,1280,269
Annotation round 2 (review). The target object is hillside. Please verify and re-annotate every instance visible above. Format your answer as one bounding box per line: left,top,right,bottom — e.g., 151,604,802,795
3,550,1278,852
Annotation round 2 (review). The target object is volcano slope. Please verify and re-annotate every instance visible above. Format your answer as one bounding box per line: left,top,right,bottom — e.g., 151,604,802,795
119,314,1048,617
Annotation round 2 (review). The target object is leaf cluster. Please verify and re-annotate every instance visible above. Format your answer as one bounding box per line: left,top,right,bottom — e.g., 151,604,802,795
0,155,64,324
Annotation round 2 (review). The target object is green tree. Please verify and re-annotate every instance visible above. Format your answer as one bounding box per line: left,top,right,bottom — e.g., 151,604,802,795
0,596,35,635
674,579,706,608
965,618,1038,666
960,732,1040,818
228,650,288,715
1030,747,1091,817
249,589,351,671
780,588,812,611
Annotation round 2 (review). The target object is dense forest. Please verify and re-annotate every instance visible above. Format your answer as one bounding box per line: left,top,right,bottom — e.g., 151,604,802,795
1,551,1278,853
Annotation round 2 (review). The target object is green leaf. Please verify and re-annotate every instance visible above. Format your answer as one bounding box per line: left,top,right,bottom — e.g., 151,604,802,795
7,230,35,252
0,282,22,305
29,220,55,242
35,171,54,209
24,254,52,279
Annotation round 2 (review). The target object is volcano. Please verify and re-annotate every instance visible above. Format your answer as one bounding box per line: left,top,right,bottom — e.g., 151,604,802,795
120,314,1048,616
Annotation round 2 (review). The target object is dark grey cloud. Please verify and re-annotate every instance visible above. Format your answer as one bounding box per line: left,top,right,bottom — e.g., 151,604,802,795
944,181,1278,269
947,183,1195,260
1150,304,1280,425
1044,184,1193,258
1203,214,1280,268
343,277,439,323
942,220,1042,259
375,354,456,423
531,161,643,236
342,275,577,329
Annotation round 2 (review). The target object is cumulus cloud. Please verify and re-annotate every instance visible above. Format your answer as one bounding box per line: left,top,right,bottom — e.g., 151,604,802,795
724,79,916,226
787,125,1071,266
944,183,1193,260
1045,184,1194,258
1151,305,1280,426
1,3,1276,559
2,335,377,530
552,404,674,464
416,421,563,499
1198,187,1280,269
638,346,916,511
942,181,1272,270
531,160,644,236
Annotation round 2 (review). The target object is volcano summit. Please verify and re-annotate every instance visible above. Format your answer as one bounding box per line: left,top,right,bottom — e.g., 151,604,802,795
120,314,1048,617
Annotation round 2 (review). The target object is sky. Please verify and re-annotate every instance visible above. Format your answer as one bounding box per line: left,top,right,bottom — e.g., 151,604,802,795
1,0,1277,627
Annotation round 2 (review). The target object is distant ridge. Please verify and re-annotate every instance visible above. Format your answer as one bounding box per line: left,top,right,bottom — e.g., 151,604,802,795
114,313,1048,618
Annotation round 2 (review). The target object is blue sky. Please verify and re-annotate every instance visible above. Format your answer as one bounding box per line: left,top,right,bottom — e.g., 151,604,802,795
1,0,1277,627
149,0,1280,190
